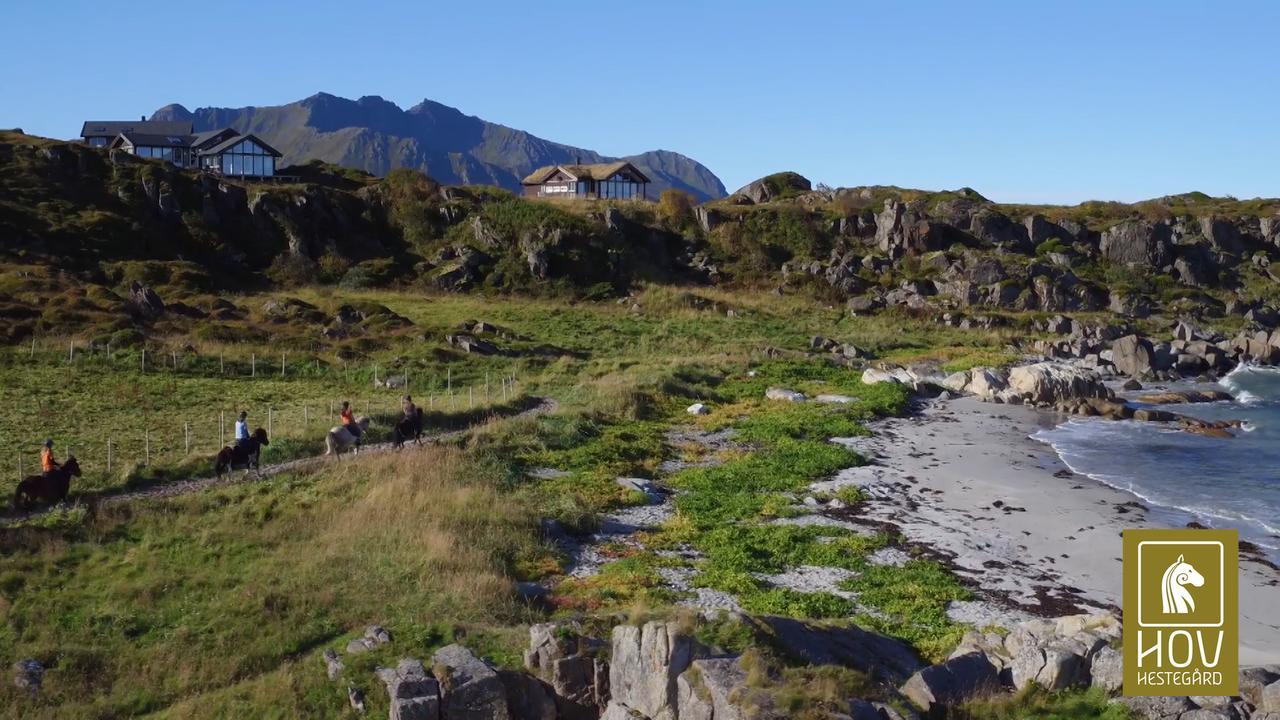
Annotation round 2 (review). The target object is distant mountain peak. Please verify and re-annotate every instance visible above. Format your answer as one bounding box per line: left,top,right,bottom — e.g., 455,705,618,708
149,103,193,122
151,92,725,200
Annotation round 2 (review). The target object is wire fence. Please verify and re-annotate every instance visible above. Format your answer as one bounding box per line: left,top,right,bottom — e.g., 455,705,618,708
6,337,527,486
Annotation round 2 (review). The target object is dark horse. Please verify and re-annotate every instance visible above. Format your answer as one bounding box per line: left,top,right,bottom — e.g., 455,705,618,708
14,456,81,511
214,428,269,478
392,408,425,448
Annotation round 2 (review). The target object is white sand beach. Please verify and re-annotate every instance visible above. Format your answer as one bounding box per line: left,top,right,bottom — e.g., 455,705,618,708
833,397,1280,665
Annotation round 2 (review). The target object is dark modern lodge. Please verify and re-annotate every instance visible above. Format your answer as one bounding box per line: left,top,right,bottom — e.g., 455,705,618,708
79,119,283,178
521,161,651,200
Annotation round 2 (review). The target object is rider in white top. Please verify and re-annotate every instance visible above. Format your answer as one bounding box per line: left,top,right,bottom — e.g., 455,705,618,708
235,411,249,446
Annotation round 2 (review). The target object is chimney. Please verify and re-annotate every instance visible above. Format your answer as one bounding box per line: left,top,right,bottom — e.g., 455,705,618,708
140,115,145,121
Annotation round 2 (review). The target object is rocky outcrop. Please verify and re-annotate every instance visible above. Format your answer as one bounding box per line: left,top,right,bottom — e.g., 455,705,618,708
732,172,811,204
607,621,694,720
753,615,923,683
1006,363,1111,405
125,281,165,319
1111,334,1154,378
379,658,442,720
900,652,999,717
347,625,394,654
1100,219,1173,266
675,657,749,720
433,644,511,720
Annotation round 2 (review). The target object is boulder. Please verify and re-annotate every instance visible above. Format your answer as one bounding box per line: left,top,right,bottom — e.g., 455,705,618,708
1264,678,1280,712
1100,219,1173,266
847,295,885,314
1087,645,1123,693
433,644,510,720
677,657,749,720
1112,335,1154,378
732,172,811,204
765,387,806,402
379,658,442,720
755,615,923,684
609,621,694,720
524,623,608,720
1241,666,1280,707
126,281,166,319
899,652,999,717
323,648,345,681
1114,695,1196,719
347,625,394,654
675,671,715,720
498,670,557,720
1007,363,1109,405
965,367,1009,400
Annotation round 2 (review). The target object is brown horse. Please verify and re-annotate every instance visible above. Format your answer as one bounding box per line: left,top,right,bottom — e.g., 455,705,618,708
392,408,425,448
14,456,81,511
214,428,269,478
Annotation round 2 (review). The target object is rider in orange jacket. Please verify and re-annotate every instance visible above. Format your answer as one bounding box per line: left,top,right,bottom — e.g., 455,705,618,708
40,439,59,476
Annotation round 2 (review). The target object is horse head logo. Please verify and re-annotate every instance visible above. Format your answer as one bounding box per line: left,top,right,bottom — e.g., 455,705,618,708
1161,554,1205,614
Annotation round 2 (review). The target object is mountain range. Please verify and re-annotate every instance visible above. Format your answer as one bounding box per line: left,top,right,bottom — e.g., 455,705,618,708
150,93,726,201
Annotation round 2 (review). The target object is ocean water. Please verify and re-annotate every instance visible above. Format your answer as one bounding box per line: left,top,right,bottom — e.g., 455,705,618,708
1032,365,1280,561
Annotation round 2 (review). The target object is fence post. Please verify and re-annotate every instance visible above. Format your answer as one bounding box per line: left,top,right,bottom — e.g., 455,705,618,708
172,350,178,370
220,352,224,375
251,353,256,377
68,341,74,363
107,440,112,473
184,422,190,454
304,405,309,426
107,341,112,361
220,412,225,447
144,430,150,465
141,348,146,372
16,453,21,480
469,386,473,408
268,408,273,438
30,337,36,358
280,352,286,378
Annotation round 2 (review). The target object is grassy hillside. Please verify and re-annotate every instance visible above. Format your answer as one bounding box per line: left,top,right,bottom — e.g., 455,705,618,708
0,284,1067,717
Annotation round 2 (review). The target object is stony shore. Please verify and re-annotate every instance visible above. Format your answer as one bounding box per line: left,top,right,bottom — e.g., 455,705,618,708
852,395,1280,665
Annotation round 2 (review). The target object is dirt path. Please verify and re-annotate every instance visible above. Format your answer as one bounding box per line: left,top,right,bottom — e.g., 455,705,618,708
3,397,558,527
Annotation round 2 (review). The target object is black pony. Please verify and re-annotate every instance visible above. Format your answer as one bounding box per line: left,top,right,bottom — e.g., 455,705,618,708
214,428,269,478
392,408,425,448
14,456,82,511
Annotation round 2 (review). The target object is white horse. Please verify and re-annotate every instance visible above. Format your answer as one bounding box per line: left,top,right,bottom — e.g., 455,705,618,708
325,417,371,456
1160,554,1205,614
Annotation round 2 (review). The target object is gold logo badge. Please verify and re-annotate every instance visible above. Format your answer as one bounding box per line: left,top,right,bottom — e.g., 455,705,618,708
1123,529,1238,696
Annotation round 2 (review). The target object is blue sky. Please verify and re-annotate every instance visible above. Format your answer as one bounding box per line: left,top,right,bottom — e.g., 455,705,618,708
3,0,1277,203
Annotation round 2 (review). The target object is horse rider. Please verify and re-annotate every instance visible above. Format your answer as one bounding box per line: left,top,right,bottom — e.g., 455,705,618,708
41,439,59,478
401,395,417,421
235,411,250,447
340,401,362,445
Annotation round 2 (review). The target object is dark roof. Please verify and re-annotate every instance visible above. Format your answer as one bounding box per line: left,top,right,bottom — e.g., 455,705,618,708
191,128,240,150
117,131,194,148
522,161,650,185
198,132,282,157
81,120,193,138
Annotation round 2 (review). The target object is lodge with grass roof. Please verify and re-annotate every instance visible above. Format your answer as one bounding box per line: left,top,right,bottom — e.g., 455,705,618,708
521,161,651,200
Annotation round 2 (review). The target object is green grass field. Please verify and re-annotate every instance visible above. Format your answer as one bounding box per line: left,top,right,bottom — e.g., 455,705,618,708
0,286,1125,718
